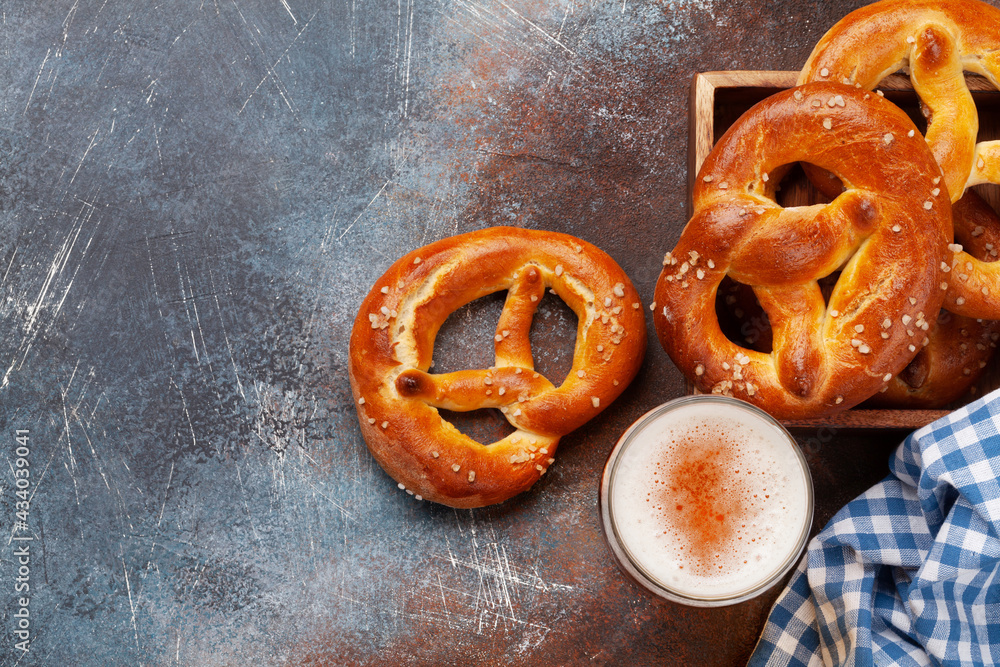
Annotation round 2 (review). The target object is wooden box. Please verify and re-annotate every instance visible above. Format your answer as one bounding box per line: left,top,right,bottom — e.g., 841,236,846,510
688,71,1000,429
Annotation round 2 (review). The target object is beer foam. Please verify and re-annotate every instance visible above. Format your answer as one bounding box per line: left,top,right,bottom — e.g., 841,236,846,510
609,400,810,599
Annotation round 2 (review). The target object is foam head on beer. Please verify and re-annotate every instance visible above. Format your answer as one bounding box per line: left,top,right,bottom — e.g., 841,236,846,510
601,396,813,604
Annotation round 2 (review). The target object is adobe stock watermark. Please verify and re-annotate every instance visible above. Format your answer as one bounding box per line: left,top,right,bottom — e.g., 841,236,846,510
10,429,32,654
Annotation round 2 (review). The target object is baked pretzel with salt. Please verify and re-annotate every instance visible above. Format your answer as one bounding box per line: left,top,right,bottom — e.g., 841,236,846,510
653,82,952,419
349,226,646,508
799,0,1000,319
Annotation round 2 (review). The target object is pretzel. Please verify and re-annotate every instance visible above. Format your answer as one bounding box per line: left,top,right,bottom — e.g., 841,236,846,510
653,82,952,419
799,0,1000,318
349,226,646,508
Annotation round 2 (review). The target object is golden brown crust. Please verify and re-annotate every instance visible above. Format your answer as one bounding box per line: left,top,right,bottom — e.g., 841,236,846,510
865,308,999,407
943,188,1000,317
718,192,1000,410
349,226,646,508
870,190,1000,407
800,0,1000,319
799,0,1000,202
653,82,951,419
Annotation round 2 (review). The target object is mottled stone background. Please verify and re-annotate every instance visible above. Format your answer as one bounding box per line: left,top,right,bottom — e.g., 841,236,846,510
0,1,979,665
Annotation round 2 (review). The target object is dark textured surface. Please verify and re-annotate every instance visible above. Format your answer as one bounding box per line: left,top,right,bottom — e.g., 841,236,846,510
0,1,981,665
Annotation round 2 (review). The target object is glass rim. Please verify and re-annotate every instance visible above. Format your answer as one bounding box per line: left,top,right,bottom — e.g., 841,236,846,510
599,394,815,607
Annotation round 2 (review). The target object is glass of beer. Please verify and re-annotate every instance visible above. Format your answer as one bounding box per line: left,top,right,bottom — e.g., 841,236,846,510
600,395,814,606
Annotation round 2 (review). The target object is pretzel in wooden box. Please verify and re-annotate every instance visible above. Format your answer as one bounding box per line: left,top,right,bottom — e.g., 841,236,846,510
654,82,952,419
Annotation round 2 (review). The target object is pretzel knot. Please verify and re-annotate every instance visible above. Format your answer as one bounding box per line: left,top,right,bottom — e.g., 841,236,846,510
653,83,952,419
349,226,646,508
799,0,1000,318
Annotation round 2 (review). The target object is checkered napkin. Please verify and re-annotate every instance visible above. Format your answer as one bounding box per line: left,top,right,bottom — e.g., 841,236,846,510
749,388,1000,667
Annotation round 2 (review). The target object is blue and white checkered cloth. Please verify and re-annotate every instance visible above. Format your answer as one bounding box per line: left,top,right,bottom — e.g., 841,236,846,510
749,388,1000,667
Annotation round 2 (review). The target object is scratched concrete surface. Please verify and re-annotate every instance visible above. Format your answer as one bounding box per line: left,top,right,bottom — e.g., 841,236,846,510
0,1,972,665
